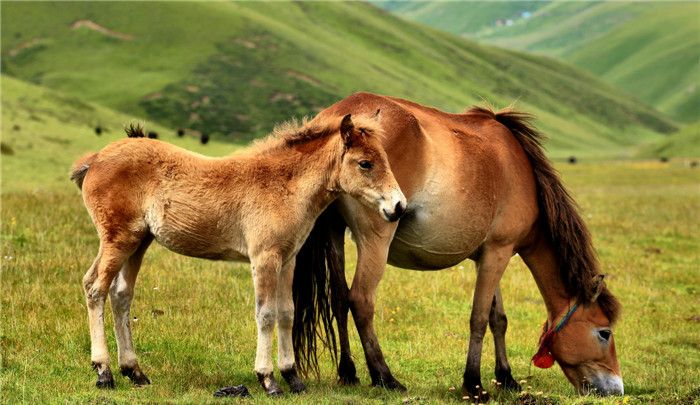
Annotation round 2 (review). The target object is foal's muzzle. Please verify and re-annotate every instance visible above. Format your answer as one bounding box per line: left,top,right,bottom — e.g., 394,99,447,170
382,201,406,222
379,188,407,222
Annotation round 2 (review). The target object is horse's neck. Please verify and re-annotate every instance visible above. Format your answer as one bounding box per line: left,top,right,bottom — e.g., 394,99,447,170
522,237,573,323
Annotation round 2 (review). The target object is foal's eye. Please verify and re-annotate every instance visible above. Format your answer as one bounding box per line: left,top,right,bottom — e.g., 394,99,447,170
597,329,612,343
358,160,373,170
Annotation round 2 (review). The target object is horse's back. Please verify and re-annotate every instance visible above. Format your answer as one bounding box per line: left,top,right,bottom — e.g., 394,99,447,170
320,93,539,269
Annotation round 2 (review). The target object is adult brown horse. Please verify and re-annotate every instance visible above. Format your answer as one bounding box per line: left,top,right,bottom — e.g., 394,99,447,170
71,114,406,395
292,93,623,399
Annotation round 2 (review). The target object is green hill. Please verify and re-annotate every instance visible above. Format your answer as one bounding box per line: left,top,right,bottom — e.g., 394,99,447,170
1,2,676,158
638,122,700,159
376,1,699,123
0,75,235,193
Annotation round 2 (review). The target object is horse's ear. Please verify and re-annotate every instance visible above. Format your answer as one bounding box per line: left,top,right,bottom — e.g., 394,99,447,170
591,274,606,302
373,109,382,122
340,114,356,147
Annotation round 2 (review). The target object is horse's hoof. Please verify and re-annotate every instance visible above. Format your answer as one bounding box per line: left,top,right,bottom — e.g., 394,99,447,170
373,377,407,391
496,370,521,391
338,375,360,386
257,372,284,396
121,366,151,386
95,367,115,389
281,366,306,394
462,382,490,403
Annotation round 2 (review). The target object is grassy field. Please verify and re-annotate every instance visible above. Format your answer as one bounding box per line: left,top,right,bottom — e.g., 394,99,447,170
2,158,699,404
1,2,675,154
2,75,700,403
378,1,700,123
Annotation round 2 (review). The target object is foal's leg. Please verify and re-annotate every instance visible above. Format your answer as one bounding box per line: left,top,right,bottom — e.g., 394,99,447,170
327,226,360,385
252,253,283,395
488,286,520,390
462,245,513,401
83,244,134,388
277,259,306,393
109,235,153,386
347,219,404,390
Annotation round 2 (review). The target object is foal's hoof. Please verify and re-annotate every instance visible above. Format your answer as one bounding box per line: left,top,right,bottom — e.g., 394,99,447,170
95,367,115,389
496,370,521,391
257,372,284,396
462,383,490,403
281,366,306,393
121,366,151,386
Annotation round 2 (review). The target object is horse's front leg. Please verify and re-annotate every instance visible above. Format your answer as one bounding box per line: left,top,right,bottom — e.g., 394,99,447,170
489,286,521,391
251,253,284,396
347,216,404,390
462,245,514,402
276,259,306,393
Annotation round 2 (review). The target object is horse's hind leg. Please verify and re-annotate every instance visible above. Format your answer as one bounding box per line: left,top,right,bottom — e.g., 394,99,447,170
327,224,359,386
83,244,134,388
462,244,513,402
488,286,520,391
109,235,153,386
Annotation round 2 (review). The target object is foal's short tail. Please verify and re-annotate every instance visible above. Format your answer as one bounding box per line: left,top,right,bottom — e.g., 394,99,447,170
70,152,97,190
469,106,620,322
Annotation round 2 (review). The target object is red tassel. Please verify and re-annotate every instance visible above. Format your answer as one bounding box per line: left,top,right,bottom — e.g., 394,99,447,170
532,348,555,368
532,329,556,368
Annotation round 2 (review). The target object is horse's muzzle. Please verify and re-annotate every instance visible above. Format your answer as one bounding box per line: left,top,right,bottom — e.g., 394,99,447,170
382,201,406,222
586,373,624,396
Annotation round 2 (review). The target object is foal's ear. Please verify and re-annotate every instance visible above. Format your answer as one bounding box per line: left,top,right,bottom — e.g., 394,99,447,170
373,109,382,122
340,114,357,147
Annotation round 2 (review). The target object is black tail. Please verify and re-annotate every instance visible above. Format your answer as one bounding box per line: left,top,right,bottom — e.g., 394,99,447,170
292,207,343,377
469,106,620,323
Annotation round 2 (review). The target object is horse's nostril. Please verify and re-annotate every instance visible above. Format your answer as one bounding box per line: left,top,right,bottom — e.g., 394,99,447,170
394,201,405,218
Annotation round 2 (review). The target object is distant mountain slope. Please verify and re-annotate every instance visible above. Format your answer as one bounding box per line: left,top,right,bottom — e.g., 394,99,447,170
376,1,699,123
0,75,235,193
1,2,675,157
638,122,700,158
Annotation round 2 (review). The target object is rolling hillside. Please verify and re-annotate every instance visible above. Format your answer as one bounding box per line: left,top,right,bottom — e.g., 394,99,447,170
377,1,699,123
0,75,236,193
1,2,676,158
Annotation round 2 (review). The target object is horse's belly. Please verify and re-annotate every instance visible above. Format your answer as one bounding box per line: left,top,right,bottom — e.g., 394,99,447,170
145,201,248,262
387,199,491,270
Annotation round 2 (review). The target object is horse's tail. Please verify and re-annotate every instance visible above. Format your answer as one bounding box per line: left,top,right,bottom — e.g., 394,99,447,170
469,106,620,322
70,152,98,190
292,207,342,377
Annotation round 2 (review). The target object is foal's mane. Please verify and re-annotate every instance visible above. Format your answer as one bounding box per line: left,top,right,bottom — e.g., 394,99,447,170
252,115,384,154
468,106,621,324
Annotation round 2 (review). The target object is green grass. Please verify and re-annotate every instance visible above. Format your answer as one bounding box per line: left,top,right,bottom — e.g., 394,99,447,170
2,66,700,404
2,159,699,404
1,2,676,155
379,1,700,123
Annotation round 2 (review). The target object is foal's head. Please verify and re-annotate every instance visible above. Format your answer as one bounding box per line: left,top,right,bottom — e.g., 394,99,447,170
336,114,406,222
541,289,623,395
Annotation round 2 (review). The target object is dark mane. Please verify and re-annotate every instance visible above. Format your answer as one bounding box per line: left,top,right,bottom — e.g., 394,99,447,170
468,106,621,324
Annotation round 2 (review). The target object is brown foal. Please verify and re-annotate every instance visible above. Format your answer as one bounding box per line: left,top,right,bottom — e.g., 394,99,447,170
71,114,406,395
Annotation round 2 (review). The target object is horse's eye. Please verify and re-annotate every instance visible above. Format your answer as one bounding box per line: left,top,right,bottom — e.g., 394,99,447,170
597,329,612,342
358,160,373,170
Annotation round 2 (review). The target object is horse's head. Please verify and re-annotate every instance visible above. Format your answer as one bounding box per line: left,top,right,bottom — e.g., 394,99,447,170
336,113,406,222
534,290,622,396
